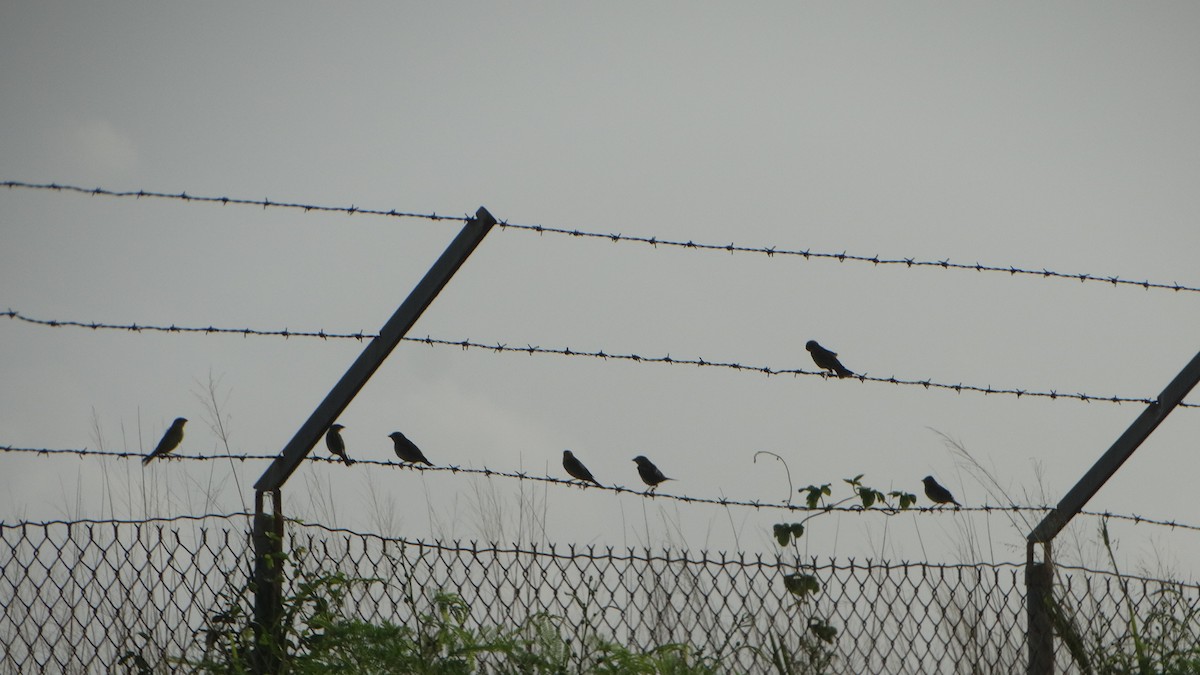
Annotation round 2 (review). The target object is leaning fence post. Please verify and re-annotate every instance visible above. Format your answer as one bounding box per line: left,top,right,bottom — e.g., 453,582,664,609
244,207,495,671
1023,350,1200,675
252,207,497,494
252,489,284,674
1026,540,1054,675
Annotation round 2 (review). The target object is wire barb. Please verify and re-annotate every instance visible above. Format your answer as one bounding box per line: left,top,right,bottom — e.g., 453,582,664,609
5,180,1198,294
3,444,1199,532
5,309,1195,409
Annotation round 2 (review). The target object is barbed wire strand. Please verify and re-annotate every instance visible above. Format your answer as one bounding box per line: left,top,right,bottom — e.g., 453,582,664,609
0,512,251,529
5,180,1197,295
0,181,466,223
5,309,1195,409
4,445,1198,533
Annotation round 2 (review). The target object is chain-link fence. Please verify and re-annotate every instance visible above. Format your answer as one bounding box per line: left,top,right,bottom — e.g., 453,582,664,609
0,516,254,673
2,516,1198,673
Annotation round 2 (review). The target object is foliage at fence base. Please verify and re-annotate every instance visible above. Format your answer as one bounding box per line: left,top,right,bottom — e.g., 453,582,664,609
7,518,1200,673
169,555,835,675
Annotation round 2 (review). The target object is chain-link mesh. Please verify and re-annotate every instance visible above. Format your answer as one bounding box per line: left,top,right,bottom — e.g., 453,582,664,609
2,517,1197,673
0,517,254,673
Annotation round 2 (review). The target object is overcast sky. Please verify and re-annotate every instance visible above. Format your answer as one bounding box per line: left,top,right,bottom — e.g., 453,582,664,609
2,3,1198,577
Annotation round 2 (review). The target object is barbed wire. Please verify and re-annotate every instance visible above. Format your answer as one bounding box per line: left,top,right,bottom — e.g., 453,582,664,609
6,180,1198,295
4,444,1199,533
6,310,1194,409
0,512,251,529
0,180,465,223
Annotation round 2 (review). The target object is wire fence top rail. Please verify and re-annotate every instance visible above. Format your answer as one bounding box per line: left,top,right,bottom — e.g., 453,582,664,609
8,512,1195,585
6,180,1199,295
7,513,1197,590
6,309,1194,409
5,444,1199,533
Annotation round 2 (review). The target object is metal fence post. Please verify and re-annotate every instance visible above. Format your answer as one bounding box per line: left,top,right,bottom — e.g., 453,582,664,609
1026,540,1054,675
243,207,494,672
252,489,284,674
253,207,497,493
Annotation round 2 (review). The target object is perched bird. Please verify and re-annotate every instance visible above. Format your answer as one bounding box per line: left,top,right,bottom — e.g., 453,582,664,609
806,340,854,378
142,417,187,465
562,450,600,486
633,455,672,491
389,431,432,466
326,424,354,465
922,476,961,507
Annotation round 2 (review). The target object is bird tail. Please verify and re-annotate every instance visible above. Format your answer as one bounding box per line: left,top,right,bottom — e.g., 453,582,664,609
835,365,854,378
142,454,155,466
344,457,356,466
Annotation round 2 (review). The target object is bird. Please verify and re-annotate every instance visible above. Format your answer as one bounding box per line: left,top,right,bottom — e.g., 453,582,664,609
142,417,187,465
325,424,354,465
806,340,854,378
633,455,672,491
922,475,961,507
562,450,600,486
389,431,432,466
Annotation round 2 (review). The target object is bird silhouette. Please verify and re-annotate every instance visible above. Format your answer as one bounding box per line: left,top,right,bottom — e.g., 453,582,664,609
389,431,432,466
142,417,187,465
806,340,854,378
562,450,600,486
922,476,961,507
633,455,672,491
326,424,354,465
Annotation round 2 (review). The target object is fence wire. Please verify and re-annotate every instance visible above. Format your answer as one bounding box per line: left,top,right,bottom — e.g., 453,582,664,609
1,516,1197,674
7,309,1198,409
5,180,1199,295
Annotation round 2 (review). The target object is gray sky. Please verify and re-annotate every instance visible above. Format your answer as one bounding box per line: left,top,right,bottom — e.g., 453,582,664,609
2,3,1198,576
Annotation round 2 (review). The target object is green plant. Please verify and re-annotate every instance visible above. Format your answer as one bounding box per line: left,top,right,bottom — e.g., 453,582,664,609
184,566,575,673
170,542,770,674
586,641,717,675
758,461,917,675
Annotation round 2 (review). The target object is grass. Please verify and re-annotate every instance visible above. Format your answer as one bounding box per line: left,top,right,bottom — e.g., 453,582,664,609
1044,519,1200,675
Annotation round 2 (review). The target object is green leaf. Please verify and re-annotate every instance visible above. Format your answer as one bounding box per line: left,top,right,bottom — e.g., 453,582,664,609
808,619,838,643
800,485,822,509
860,488,876,508
773,523,805,546
783,573,820,598
800,483,832,509
888,491,917,509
